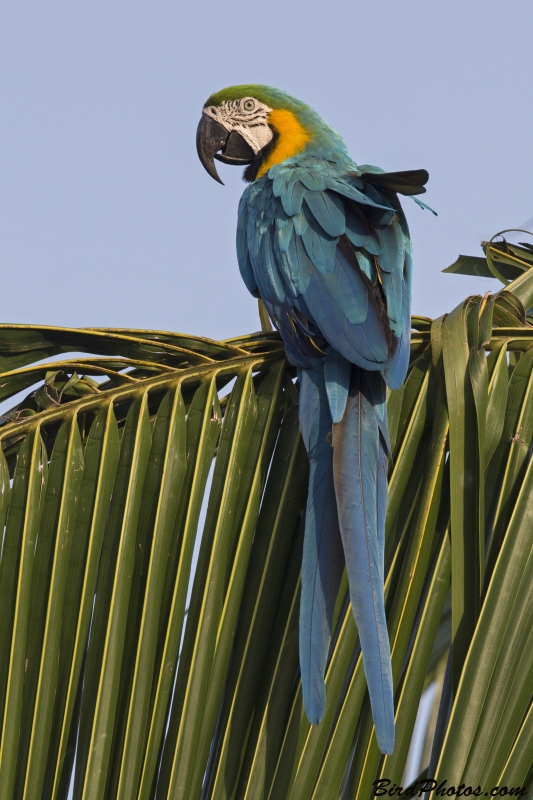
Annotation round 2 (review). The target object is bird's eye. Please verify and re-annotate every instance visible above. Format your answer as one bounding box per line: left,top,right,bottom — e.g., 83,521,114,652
243,99,255,111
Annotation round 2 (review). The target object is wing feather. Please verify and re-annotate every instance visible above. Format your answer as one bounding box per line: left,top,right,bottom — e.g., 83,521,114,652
301,210,338,273
304,190,346,237
345,202,370,248
377,218,405,273
301,272,392,367
355,250,377,282
299,170,326,191
276,215,293,253
277,230,313,297
281,180,306,216
320,249,368,324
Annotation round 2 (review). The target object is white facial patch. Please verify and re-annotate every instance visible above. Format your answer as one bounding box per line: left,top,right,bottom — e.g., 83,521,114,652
203,97,274,154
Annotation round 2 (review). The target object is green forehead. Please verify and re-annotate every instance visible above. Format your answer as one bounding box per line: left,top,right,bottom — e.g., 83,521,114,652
204,84,302,111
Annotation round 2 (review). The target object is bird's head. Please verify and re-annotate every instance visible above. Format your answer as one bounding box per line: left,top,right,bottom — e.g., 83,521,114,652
196,84,349,184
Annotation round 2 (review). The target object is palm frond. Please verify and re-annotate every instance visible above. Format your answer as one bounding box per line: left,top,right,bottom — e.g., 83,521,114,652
0,248,533,798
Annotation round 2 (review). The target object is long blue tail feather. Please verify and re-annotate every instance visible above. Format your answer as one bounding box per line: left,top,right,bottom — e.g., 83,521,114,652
332,368,395,755
364,371,390,586
377,428,388,587
323,350,351,424
298,368,344,724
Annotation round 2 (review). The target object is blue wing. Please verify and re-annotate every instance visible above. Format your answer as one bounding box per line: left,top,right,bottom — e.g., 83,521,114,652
237,161,413,393
236,158,418,754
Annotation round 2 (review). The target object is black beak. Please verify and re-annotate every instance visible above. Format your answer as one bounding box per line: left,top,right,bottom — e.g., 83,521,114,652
196,113,255,184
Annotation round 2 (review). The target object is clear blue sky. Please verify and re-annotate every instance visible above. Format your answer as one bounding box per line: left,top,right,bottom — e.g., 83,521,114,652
1,0,532,341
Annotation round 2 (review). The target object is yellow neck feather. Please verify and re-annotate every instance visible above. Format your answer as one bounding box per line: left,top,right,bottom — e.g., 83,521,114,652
257,109,311,177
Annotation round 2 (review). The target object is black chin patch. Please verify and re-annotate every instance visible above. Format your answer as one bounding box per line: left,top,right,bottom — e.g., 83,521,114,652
243,130,279,183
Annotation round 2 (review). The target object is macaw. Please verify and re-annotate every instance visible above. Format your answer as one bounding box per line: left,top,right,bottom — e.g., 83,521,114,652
196,84,431,755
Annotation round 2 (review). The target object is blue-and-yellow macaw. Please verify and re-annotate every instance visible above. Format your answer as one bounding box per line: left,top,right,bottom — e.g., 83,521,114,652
196,84,431,755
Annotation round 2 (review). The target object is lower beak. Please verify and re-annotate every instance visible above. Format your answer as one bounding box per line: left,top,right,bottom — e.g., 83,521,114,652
196,114,255,184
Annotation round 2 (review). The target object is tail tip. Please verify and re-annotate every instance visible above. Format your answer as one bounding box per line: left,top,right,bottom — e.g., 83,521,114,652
303,694,325,727
376,727,395,756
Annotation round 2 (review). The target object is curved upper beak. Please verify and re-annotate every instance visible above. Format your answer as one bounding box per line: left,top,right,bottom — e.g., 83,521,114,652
196,113,255,184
